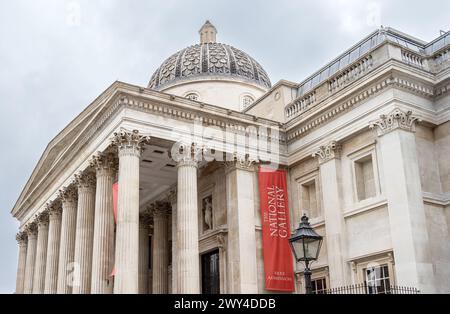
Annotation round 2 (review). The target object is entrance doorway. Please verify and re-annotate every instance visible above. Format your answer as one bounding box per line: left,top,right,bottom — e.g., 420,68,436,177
201,249,220,294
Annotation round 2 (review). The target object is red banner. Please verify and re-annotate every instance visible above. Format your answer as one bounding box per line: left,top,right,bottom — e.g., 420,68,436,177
258,167,295,292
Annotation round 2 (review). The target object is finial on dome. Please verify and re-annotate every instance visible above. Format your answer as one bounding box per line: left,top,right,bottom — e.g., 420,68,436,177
199,20,217,44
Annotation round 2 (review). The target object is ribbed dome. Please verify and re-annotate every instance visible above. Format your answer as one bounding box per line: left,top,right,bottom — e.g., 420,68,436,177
148,22,271,91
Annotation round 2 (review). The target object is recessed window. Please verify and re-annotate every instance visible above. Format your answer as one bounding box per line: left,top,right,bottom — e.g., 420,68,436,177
364,264,391,294
185,92,199,101
242,95,254,109
300,179,319,219
311,277,327,294
354,155,376,201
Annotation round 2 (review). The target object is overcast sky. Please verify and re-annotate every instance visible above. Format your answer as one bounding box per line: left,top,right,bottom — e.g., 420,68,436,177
0,0,448,293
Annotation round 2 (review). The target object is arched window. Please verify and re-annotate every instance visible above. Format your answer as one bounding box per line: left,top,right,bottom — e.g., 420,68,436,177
185,92,199,101
242,95,254,109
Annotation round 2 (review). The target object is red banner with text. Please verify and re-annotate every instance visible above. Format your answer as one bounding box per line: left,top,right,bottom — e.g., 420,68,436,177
258,167,295,291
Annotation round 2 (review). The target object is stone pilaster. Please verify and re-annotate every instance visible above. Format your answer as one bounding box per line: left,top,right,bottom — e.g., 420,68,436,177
175,143,200,294
224,154,259,293
112,129,150,294
23,223,38,294
152,202,170,294
138,210,152,294
73,171,96,294
57,186,78,294
32,211,49,294
312,141,349,288
15,232,28,294
369,108,435,292
44,202,62,294
90,152,117,294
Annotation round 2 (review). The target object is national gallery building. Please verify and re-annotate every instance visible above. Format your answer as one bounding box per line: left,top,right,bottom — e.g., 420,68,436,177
12,21,450,294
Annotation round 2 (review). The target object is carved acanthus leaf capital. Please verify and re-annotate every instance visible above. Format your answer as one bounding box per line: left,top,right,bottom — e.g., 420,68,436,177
36,211,49,227
46,201,62,220
139,210,153,228
24,222,37,237
152,201,171,218
369,108,421,136
74,171,96,189
58,185,78,203
90,151,118,175
224,152,259,171
16,232,27,245
112,129,151,156
312,140,341,163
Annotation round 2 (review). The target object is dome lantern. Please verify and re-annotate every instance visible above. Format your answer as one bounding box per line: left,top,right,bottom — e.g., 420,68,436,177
199,20,217,44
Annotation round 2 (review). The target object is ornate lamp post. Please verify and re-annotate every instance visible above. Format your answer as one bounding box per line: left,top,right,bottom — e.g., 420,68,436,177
289,214,323,294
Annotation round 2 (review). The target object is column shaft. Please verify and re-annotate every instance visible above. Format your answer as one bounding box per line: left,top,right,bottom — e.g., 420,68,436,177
15,233,28,294
138,216,150,294
57,190,78,294
176,159,200,293
152,204,169,294
73,172,96,294
32,213,49,294
23,225,38,294
44,207,62,294
91,154,116,294
170,198,177,294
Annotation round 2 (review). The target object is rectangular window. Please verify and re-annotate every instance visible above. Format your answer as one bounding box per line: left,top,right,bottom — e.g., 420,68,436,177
301,180,318,218
365,264,391,294
311,277,327,294
354,155,376,201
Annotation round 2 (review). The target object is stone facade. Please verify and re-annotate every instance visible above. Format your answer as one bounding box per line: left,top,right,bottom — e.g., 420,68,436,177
11,23,450,294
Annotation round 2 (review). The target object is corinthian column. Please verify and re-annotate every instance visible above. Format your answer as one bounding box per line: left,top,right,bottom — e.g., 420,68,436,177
112,129,150,294
175,144,200,294
32,211,49,294
23,223,38,294
169,189,177,294
15,232,28,294
90,152,117,294
73,171,96,294
44,202,63,294
57,186,78,294
139,211,152,294
152,202,170,294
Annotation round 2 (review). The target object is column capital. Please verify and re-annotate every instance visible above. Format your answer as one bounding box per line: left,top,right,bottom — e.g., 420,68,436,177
35,211,49,228
369,108,421,136
312,140,341,164
74,170,96,190
91,151,118,177
224,152,258,172
172,142,204,167
58,185,78,204
139,210,153,229
46,201,62,221
16,232,27,245
166,188,177,206
25,222,38,237
112,129,151,157
152,201,171,218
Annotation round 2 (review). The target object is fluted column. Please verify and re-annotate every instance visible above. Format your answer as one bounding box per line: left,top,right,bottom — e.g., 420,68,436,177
57,186,78,294
152,202,170,294
112,129,150,294
176,145,200,294
23,223,38,294
73,171,96,294
44,202,63,294
15,232,28,294
91,152,117,294
169,189,177,294
32,211,49,294
139,211,151,294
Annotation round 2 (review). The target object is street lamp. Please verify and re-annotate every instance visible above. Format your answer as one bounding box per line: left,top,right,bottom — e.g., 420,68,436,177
289,214,323,294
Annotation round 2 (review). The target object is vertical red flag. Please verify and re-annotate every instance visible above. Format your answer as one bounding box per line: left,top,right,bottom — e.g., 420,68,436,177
258,167,295,291
112,182,118,224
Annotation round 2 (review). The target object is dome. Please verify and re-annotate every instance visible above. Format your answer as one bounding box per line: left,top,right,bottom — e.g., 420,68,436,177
148,21,271,91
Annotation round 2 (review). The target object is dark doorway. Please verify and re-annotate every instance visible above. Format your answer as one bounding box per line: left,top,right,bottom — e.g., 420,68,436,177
201,249,220,294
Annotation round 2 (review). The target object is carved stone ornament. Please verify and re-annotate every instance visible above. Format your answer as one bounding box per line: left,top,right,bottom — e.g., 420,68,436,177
46,201,62,220
312,140,342,163
111,129,151,156
25,222,38,237
35,211,49,227
90,151,118,176
16,232,27,244
74,171,96,189
139,210,153,228
58,185,78,203
369,108,421,136
171,142,204,165
224,152,258,171
152,201,171,218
